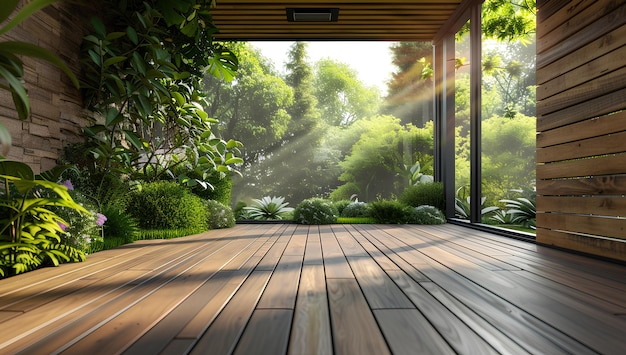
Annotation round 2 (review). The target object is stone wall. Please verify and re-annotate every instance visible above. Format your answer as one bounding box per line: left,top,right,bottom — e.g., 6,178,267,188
0,0,92,174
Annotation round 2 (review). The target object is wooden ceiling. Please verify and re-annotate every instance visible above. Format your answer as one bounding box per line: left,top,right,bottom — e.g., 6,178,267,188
210,0,464,41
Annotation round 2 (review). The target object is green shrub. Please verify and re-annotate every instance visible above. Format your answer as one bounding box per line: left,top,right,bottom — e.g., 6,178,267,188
205,200,236,229
126,181,207,232
333,200,352,215
329,182,361,201
294,198,338,225
399,182,445,211
101,205,140,244
172,166,233,206
407,205,446,224
341,201,371,218
369,200,410,224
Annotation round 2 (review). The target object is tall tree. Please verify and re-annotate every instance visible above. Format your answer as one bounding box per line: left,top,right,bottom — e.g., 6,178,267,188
261,42,325,203
205,43,293,202
314,59,380,126
383,42,434,127
206,43,293,166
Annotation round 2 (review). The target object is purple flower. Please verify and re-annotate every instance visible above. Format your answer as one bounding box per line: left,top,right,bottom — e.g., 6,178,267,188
63,180,74,190
58,222,67,231
96,213,107,226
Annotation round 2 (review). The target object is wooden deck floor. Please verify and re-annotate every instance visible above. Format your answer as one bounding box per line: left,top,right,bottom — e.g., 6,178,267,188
1,223,625,354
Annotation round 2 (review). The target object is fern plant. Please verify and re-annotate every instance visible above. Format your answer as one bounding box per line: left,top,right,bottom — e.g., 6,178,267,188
244,196,294,220
0,161,88,277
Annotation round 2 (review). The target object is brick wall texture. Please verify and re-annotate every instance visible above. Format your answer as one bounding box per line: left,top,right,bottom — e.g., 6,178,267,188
0,0,92,174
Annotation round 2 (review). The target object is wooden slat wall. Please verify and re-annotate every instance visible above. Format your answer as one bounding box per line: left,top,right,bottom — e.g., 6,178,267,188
211,0,462,40
536,0,626,261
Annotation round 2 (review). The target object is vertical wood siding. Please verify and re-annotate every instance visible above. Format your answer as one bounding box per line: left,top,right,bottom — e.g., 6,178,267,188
0,0,91,174
536,0,626,261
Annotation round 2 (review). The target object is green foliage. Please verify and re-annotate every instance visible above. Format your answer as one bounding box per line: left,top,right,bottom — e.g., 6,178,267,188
243,196,294,221
293,198,338,225
399,182,445,211
0,161,87,278
482,0,536,43
384,42,434,126
481,114,536,204
329,182,361,202
80,0,242,189
454,186,500,223
171,165,233,205
314,58,380,126
406,161,434,186
101,205,140,244
407,205,446,225
337,116,434,200
341,202,371,218
126,181,207,231
369,200,411,224
52,192,103,253
233,200,248,220
205,200,235,229
498,190,536,229
332,200,352,215
0,0,79,156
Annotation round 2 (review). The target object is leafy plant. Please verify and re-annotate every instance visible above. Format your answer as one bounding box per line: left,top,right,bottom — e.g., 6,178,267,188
407,205,446,224
332,200,352,216
499,193,536,229
293,198,338,225
341,201,371,218
101,205,140,244
0,0,79,156
0,161,87,277
243,196,294,220
80,0,242,190
126,181,207,231
205,200,235,229
52,190,104,253
399,182,445,211
369,199,411,224
454,186,500,222
406,161,434,186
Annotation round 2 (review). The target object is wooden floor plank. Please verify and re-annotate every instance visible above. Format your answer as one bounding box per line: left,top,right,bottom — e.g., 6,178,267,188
257,255,303,309
365,226,602,354
1,224,625,355
188,270,272,355
374,309,455,355
15,238,241,355
320,226,354,279
332,224,368,257
303,226,323,265
284,225,308,256
386,270,511,355
57,238,261,354
288,264,332,355
346,256,414,309
327,278,391,355
233,309,293,355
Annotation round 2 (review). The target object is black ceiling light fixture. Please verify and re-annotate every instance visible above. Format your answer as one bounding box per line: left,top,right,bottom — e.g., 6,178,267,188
286,8,339,22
